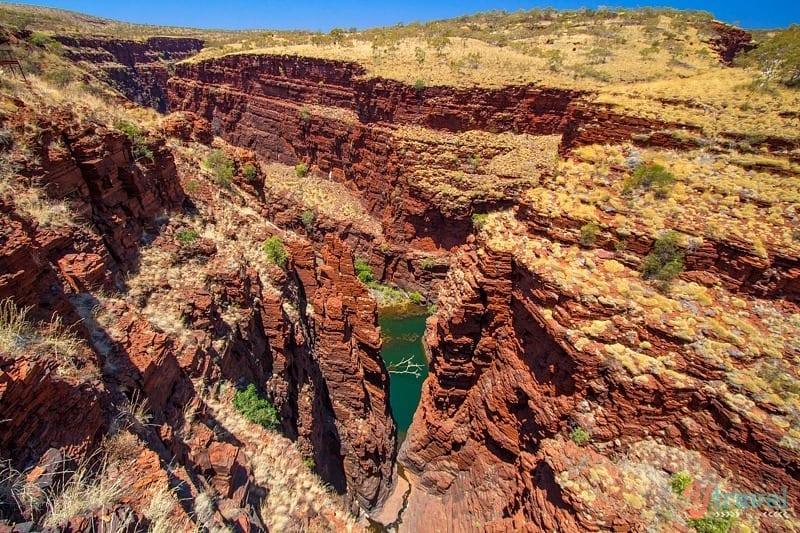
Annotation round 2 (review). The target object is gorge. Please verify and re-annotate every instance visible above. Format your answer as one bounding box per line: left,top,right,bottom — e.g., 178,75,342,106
1,5,799,532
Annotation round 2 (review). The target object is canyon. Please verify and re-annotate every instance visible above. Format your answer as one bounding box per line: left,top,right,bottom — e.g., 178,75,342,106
1,7,800,533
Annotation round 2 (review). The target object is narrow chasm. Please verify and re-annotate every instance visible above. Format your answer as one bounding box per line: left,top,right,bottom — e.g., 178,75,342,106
378,306,429,442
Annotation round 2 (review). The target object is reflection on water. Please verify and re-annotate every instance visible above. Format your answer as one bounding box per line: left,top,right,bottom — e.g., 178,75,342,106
379,306,429,442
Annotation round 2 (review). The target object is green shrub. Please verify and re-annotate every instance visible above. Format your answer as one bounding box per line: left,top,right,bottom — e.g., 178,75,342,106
686,514,737,533
295,163,308,178
233,383,278,429
263,236,288,268
427,304,438,314
623,163,675,198
669,472,693,496
409,291,422,304
30,32,54,48
472,213,488,229
414,79,425,91
354,258,374,284
176,229,199,243
569,427,591,446
300,209,315,233
303,457,316,470
641,230,685,290
358,259,378,283
414,47,426,65
579,221,601,247
299,107,311,122
242,163,258,182
420,257,435,270
115,121,154,163
738,25,800,87
204,150,234,188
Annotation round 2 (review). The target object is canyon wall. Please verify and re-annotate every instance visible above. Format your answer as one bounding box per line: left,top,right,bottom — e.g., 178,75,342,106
166,55,713,252
0,103,395,526
397,237,799,531
56,36,204,111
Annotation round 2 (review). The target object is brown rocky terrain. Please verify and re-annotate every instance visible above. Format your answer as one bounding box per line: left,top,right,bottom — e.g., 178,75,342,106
1,5,799,533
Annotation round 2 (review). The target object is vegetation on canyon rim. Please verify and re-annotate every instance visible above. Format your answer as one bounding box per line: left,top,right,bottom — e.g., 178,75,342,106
0,2,799,532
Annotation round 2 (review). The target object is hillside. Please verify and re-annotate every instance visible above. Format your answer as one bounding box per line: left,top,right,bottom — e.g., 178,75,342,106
0,3,799,532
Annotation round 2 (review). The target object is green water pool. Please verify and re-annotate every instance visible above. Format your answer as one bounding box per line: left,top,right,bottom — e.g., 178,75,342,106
378,307,429,441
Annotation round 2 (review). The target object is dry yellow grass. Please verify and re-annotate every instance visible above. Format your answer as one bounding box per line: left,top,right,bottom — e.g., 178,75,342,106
394,127,559,211
523,143,800,259
190,13,719,89
180,10,800,139
260,162,382,236
480,211,800,443
201,382,360,531
0,298,96,378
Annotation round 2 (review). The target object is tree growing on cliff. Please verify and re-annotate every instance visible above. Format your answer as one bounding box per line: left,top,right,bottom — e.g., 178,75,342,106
233,384,278,429
204,150,234,188
115,121,154,163
740,25,800,88
354,258,374,284
579,221,601,247
569,426,591,446
263,236,288,268
640,230,685,291
623,162,675,198
415,46,426,65
300,209,315,233
242,163,258,182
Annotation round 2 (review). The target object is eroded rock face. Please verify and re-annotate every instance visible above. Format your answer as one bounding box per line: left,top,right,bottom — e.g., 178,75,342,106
399,241,800,531
165,52,798,258
55,36,203,112
264,235,396,510
166,55,587,250
706,21,755,64
0,355,106,466
0,108,184,322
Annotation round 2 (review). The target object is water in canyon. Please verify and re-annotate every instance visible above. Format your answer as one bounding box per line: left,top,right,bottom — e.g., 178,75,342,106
378,306,429,442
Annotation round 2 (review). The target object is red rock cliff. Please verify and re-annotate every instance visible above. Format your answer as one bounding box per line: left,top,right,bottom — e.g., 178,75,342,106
398,237,799,531
55,36,203,111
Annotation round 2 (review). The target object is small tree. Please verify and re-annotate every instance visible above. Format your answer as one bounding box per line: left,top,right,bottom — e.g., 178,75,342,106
472,213,488,230
263,236,288,268
295,163,308,178
623,163,675,198
300,209,315,233
569,427,591,446
641,230,685,291
579,221,601,247
739,25,800,87
686,514,737,533
204,150,234,188
233,384,278,429
243,163,258,182
670,472,693,496
354,258,374,284
176,229,199,243
415,46,426,65
115,121,154,163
